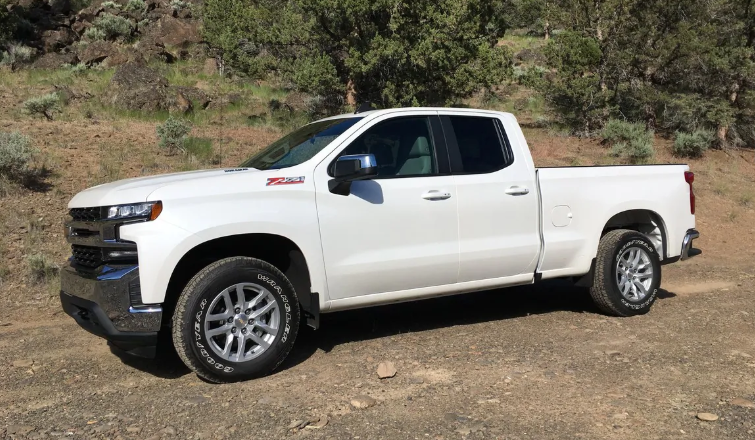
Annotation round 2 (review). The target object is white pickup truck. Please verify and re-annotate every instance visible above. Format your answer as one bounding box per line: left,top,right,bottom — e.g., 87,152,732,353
60,108,700,382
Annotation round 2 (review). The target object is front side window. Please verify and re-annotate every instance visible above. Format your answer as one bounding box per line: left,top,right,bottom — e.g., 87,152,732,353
241,117,363,170
335,117,437,177
449,116,509,173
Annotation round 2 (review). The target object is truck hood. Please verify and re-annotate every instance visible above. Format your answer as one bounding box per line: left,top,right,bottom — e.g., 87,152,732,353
68,168,257,208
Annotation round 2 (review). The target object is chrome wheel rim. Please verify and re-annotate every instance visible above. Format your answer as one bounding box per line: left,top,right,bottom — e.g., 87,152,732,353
203,283,280,362
616,247,654,302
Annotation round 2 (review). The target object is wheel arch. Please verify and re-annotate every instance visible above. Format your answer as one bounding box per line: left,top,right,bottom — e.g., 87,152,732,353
162,233,315,325
601,209,668,259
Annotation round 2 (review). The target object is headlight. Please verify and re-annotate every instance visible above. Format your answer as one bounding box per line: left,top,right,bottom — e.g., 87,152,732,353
107,201,163,221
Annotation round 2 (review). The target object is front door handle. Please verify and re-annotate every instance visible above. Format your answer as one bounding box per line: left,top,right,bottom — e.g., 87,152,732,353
505,186,530,196
422,190,452,201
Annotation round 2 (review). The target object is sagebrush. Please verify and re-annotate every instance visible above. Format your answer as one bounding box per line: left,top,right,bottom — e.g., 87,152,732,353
27,254,59,283
673,130,714,158
124,0,147,12
0,43,34,67
602,120,655,163
23,93,61,120
0,131,36,183
156,117,193,153
88,13,134,40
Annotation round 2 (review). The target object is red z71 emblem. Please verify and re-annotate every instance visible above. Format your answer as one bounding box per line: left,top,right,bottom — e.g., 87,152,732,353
267,176,305,186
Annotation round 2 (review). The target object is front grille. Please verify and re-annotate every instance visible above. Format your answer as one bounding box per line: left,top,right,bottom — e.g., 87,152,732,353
69,207,102,222
71,245,103,268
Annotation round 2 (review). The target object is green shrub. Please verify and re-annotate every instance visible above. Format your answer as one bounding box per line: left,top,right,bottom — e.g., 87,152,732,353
673,130,714,158
603,119,654,163
156,117,192,153
27,254,59,283
83,26,107,41
124,0,146,12
184,137,219,163
0,131,36,183
170,0,190,11
69,62,88,74
101,1,121,8
23,93,61,121
89,13,134,40
0,0,16,46
0,43,35,66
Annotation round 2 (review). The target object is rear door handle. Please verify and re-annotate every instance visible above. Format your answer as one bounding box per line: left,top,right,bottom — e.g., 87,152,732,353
505,186,530,196
422,190,452,201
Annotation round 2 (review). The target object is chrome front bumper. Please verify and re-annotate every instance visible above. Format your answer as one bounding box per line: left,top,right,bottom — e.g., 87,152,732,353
680,229,701,261
60,264,163,356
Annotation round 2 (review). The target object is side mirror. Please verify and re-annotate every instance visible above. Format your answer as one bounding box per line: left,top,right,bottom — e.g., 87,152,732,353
329,154,378,196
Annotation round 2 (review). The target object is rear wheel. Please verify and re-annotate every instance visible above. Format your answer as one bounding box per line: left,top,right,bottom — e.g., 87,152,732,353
172,257,300,383
589,229,661,317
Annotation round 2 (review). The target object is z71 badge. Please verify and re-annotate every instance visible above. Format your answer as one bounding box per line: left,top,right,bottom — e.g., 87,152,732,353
267,176,305,186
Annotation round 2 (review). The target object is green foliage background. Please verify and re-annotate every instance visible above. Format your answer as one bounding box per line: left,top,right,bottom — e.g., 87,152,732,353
203,0,514,108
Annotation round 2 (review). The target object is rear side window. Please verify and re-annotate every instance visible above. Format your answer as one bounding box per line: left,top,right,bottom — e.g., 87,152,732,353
448,116,510,173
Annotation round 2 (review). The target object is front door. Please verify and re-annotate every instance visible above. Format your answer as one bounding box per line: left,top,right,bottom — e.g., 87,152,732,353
314,113,459,301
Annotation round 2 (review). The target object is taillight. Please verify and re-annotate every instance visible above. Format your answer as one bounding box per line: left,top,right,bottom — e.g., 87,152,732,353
685,171,695,214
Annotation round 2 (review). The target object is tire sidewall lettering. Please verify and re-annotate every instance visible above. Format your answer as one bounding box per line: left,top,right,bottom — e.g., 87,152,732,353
190,270,294,375
258,274,292,344
614,237,659,311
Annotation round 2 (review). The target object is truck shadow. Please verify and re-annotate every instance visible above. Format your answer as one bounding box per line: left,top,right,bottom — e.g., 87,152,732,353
280,280,677,372
111,280,676,380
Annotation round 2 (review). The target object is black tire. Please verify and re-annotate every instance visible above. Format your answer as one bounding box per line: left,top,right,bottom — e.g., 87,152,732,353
589,229,662,317
172,257,300,383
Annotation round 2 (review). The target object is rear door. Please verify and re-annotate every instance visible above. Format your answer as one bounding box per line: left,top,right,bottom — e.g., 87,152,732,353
314,112,459,301
439,112,540,282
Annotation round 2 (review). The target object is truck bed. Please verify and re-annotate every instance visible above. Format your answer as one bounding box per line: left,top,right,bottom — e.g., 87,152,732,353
535,164,696,280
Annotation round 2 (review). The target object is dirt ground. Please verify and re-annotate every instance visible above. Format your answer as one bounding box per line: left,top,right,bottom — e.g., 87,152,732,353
1,97,755,439
1,267,754,440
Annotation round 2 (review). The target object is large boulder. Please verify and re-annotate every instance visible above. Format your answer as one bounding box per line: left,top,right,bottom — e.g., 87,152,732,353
106,62,171,111
47,0,72,14
77,40,119,65
41,28,77,52
134,37,177,63
145,16,201,47
32,52,79,69
172,86,211,109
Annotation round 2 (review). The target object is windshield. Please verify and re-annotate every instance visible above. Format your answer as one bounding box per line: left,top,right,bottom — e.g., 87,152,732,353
240,117,363,170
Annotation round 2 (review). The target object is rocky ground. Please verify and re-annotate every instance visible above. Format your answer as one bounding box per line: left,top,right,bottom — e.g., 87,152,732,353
1,264,754,440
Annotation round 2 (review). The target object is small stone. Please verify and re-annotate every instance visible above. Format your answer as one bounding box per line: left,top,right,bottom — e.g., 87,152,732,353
469,421,485,433
455,427,472,435
287,420,304,430
377,361,397,379
305,416,329,429
8,425,35,435
350,395,377,409
126,426,142,433
408,375,424,384
160,426,176,436
605,350,621,356
188,395,208,405
12,359,34,368
730,398,755,409
696,413,719,422
612,413,628,420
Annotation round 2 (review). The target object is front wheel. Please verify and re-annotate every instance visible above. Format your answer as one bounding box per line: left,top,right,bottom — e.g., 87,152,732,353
589,229,662,317
172,257,300,383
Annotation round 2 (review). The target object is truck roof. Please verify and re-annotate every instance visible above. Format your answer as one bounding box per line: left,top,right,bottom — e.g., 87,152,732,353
316,107,512,122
